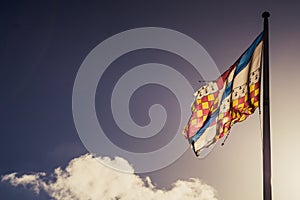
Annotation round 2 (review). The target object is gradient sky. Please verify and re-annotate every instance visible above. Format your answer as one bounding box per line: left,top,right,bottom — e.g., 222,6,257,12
1,1,300,199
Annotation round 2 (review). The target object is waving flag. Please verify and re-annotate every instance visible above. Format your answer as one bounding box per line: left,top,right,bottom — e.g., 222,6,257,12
183,32,264,158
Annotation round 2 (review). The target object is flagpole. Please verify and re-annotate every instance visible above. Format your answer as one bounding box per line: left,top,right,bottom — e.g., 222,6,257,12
262,11,272,200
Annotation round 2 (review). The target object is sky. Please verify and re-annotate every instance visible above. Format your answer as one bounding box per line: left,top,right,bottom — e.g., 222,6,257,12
1,0,300,199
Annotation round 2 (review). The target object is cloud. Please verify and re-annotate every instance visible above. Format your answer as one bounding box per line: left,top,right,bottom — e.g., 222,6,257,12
2,154,218,200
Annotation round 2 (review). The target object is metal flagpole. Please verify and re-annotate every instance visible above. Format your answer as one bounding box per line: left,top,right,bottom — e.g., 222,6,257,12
262,11,272,200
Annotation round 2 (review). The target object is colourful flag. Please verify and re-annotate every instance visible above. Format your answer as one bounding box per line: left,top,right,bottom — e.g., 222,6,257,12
183,32,264,158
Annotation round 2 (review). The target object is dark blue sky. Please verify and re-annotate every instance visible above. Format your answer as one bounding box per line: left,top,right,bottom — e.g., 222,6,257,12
1,1,300,199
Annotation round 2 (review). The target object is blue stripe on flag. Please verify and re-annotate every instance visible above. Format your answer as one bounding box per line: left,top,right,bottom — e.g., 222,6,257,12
189,108,219,143
235,32,263,75
222,81,232,101
220,32,263,104
189,32,263,145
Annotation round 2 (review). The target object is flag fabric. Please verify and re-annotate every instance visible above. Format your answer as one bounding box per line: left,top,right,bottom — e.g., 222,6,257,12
183,32,264,158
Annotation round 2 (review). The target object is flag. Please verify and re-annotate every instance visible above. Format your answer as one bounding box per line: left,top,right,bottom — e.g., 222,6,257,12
183,32,264,158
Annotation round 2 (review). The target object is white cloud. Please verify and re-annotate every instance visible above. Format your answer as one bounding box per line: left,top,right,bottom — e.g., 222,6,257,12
2,154,218,200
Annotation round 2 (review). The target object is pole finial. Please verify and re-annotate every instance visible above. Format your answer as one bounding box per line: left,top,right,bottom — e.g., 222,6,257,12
262,12,270,18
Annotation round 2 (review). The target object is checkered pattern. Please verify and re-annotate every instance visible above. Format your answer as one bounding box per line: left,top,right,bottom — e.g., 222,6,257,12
183,91,219,138
250,82,260,108
216,81,260,139
182,32,263,158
